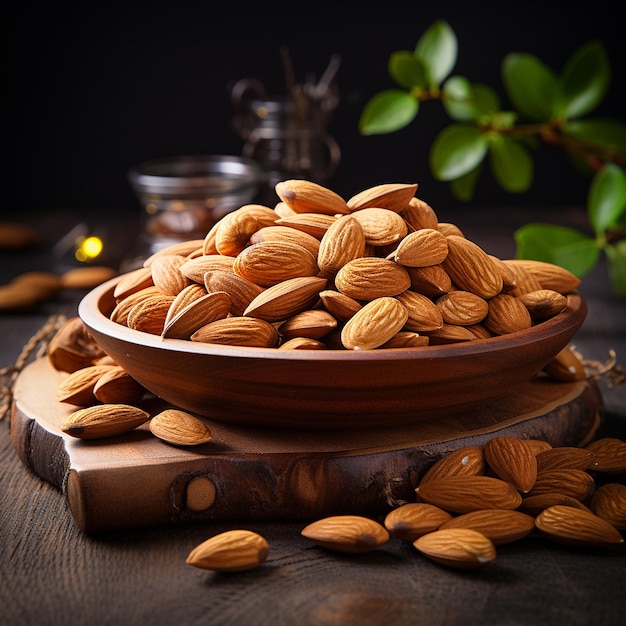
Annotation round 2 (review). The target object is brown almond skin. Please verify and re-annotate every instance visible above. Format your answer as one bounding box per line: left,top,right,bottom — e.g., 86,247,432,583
535,446,595,472
56,364,117,406
92,366,146,404
585,438,626,475
414,528,496,569
518,492,593,517
149,409,213,446
301,515,389,553
483,436,537,493
419,447,486,485
440,509,536,545
542,346,587,381
535,505,623,548
416,476,522,513
527,469,596,502
590,483,626,530
61,404,150,439
186,530,269,572
384,503,453,542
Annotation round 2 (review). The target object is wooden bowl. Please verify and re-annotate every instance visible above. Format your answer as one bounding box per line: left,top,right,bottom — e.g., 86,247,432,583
78,278,587,430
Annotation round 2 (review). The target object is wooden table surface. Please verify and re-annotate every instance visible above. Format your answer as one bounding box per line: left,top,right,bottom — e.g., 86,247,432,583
1,205,625,626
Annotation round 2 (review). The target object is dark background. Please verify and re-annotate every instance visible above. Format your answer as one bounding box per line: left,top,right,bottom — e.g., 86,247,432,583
3,1,625,220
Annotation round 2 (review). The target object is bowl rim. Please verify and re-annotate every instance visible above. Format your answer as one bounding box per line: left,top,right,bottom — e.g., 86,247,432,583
79,276,587,363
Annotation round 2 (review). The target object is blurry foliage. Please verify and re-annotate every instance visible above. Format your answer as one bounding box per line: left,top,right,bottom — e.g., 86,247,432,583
359,20,626,295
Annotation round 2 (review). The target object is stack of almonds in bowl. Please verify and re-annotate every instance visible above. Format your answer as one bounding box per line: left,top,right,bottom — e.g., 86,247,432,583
102,179,581,351
186,436,626,572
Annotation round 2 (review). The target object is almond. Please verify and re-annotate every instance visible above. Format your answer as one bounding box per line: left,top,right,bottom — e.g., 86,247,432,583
56,364,117,405
278,337,326,350
127,295,175,335
419,446,486,485
60,266,118,290
437,222,465,238
483,436,537,493
346,182,418,212
590,483,626,530
423,323,477,345
504,259,581,294
92,365,146,404
149,408,213,446
112,266,154,300
233,240,319,287
275,213,338,239
350,207,408,247
334,257,411,300
109,286,163,326
301,515,389,553
395,290,444,332
502,259,542,296
384,503,453,542
401,197,439,230
275,179,349,215
435,291,488,326
243,276,327,322
340,296,409,350
191,316,280,348
47,316,107,373
518,288,568,320
542,345,587,381
179,254,236,283
150,254,191,296
524,439,553,455
204,270,264,317
413,528,496,569
527,469,595,501
405,265,452,298
186,529,269,572
162,291,231,339
214,204,277,256
278,309,337,341
316,214,367,278
163,283,209,327
534,505,623,547
484,293,532,335
518,492,593,516
393,228,448,267
318,289,362,323
442,235,503,299
439,509,536,545
535,446,595,472
249,225,321,258
61,403,150,439
416,476,522,513
380,331,430,349
584,438,626,475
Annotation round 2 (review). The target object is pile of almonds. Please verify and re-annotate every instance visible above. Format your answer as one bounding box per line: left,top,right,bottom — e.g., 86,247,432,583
187,436,626,572
106,179,581,351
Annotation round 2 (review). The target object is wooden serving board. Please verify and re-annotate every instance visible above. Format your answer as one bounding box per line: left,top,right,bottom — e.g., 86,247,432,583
11,358,603,534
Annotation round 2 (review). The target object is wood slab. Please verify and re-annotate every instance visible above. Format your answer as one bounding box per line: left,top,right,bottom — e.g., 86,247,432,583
11,358,603,534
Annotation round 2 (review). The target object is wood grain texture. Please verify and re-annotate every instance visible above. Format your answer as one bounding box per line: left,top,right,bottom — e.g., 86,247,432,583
11,358,602,533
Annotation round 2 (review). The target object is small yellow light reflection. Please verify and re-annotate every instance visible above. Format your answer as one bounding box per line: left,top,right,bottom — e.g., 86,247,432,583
75,235,104,262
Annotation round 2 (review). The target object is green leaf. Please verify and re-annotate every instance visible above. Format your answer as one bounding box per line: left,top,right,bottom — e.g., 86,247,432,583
502,53,557,121
388,51,427,89
563,117,626,155
514,223,600,277
587,164,626,234
359,90,419,135
415,20,457,88
442,78,500,122
555,41,610,120
449,165,482,202
605,240,626,296
488,135,533,193
429,124,489,181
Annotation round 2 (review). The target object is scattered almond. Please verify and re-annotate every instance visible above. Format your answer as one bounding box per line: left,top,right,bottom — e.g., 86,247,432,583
186,529,269,572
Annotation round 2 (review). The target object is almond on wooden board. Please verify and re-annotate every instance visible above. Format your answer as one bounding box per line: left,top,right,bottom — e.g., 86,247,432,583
483,436,537,493
419,446,486,485
61,404,150,439
149,409,213,446
416,475,522,513
56,364,117,406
